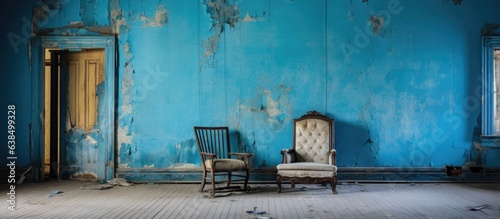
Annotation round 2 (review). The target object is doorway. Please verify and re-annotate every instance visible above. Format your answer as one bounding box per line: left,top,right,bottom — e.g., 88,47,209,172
43,48,105,180
31,36,116,182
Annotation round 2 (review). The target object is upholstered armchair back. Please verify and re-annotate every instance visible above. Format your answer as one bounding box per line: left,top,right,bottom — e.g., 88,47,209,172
294,117,333,164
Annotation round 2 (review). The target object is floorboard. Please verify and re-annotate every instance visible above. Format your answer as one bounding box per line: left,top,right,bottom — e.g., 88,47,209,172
1,180,499,219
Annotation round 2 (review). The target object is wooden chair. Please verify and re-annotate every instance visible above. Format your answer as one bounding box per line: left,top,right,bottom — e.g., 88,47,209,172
194,126,253,196
276,111,338,194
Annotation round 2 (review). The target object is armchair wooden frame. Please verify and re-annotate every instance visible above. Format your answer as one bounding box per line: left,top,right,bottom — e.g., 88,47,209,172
276,111,337,194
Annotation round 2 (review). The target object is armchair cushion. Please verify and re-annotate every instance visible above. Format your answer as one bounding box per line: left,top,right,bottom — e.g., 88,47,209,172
277,162,337,171
277,170,335,178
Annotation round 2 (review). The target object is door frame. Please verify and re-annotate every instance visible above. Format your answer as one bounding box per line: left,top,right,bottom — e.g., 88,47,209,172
31,36,116,182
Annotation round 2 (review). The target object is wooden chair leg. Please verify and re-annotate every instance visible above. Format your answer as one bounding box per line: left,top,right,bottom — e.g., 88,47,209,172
199,169,207,192
291,180,295,188
277,175,282,193
210,170,216,196
226,171,232,187
244,169,250,190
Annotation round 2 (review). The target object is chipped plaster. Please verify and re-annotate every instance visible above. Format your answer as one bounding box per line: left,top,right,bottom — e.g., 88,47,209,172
201,0,240,64
121,42,134,116
85,135,98,145
369,15,384,35
118,126,134,147
242,12,262,22
140,5,169,28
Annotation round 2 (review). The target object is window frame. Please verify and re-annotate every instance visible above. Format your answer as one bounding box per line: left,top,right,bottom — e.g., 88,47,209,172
482,36,500,137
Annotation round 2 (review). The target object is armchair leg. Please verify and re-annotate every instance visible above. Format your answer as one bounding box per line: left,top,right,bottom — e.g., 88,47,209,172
331,177,337,194
244,169,250,191
200,169,207,192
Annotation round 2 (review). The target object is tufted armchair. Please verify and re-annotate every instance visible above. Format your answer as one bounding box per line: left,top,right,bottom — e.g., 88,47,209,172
276,111,337,194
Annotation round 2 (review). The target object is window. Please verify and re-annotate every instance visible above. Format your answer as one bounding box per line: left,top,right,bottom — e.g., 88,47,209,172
481,36,500,146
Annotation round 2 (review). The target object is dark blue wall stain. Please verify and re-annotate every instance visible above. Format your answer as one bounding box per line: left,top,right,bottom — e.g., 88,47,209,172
1,0,500,182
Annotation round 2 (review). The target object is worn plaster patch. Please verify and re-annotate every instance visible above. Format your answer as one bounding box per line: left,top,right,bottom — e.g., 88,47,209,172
262,90,281,118
369,15,384,35
242,12,262,22
118,126,134,147
109,0,128,34
121,42,134,116
201,0,240,65
85,135,98,144
140,5,169,28
237,84,293,131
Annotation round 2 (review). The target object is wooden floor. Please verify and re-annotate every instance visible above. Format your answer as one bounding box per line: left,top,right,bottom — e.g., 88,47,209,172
1,180,499,219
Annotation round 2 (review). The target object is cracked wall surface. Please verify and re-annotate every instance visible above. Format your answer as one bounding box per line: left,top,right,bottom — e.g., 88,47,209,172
2,0,500,181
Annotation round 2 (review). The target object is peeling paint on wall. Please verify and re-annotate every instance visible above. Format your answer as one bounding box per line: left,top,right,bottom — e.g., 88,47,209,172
121,42,134,116
173,139,199,167
202,0,240,64
242,12,263,22
140,5,169,28
482,23,500,35
110,0,127,34
117,126,134,148
32,0,63,29
238,85,293,131
85,135,97,145
369,15,384,35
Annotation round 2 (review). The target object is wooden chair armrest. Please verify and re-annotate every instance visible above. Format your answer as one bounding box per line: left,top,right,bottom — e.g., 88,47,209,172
228,152,253,158
229,152,253,167
280,148,295,164
329,149,337,165
200,152,217,159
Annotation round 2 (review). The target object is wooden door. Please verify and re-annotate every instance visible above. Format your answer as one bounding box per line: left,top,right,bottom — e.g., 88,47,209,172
63,49,105,180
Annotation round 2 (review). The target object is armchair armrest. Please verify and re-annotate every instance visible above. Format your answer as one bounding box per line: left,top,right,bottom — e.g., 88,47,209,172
280,149,296,164
329,149,336,165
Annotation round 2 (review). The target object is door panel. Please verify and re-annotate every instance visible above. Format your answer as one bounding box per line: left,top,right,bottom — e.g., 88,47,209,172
64,49,105,180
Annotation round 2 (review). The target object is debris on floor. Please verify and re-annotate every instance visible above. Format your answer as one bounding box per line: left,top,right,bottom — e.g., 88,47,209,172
246,207,266,215
17,166,32,184
81,178,133,190
47,190,63,197
99,184,114,190
469,204,490,211
107,178,133,187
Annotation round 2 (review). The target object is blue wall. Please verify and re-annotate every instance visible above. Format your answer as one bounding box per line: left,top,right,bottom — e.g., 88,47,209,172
2,0,500,181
